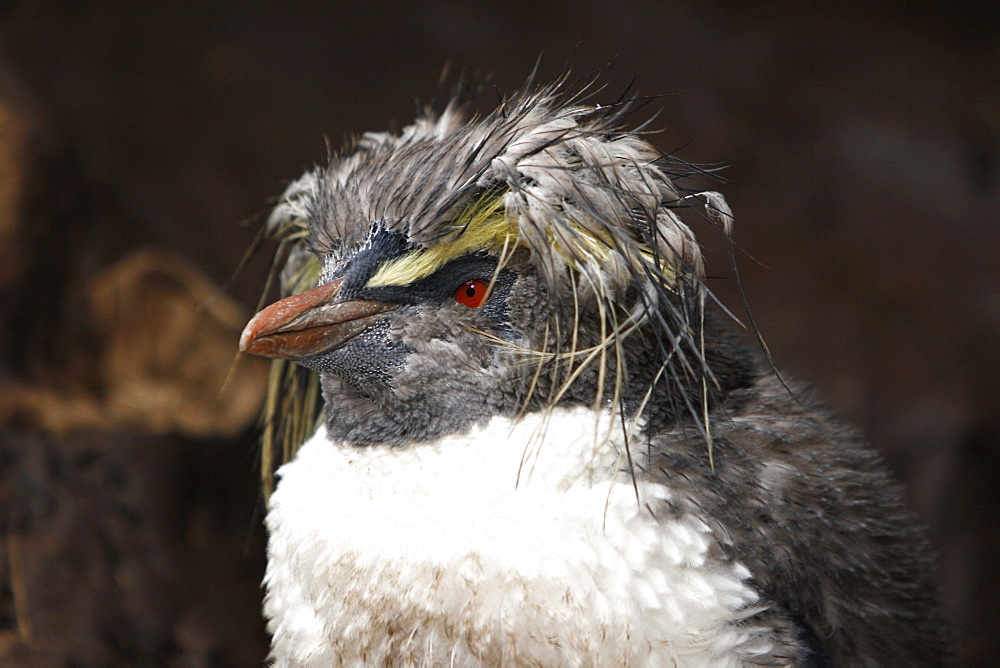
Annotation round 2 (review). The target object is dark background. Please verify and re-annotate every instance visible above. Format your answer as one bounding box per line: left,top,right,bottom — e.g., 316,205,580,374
0,1,996,665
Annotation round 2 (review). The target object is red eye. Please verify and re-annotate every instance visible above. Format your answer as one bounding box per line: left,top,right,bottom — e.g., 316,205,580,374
454,279,489,308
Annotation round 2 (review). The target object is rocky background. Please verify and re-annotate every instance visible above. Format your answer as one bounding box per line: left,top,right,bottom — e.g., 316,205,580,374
0,1,996,665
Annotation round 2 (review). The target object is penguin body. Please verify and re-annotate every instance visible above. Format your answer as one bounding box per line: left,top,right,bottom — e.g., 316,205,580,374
241,81,951,666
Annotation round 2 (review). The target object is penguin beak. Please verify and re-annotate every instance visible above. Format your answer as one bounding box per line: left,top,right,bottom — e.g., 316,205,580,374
239,279,396,360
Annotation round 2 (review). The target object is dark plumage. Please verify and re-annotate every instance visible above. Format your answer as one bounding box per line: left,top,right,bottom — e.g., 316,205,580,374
240,79,951,666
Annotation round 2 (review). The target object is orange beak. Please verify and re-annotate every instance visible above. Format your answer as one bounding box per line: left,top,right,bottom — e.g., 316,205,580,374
239,279,396,360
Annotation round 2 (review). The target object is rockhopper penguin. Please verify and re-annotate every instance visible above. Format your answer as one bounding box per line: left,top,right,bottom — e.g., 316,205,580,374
239,80,951,666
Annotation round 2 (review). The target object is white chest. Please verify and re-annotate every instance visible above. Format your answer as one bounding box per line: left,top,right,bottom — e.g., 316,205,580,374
264,407,770,666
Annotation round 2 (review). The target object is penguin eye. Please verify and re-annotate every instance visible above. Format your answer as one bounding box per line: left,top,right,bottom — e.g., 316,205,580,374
454,279,489,308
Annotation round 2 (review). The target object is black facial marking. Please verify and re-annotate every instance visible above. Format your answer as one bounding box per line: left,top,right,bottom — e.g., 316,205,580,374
355,252,502,306
480,270,517,338
338,225,410,295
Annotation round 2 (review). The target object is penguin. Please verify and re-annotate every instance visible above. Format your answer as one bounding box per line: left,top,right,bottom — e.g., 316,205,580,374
240,80,951,666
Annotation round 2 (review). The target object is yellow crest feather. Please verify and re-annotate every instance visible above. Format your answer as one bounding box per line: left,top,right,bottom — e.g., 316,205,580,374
366,194,518,288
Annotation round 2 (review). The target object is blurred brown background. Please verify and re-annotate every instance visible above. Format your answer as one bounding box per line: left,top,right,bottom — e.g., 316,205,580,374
0,1,996,665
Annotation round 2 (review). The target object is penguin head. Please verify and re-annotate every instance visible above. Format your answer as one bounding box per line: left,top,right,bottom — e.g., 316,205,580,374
240,83,733,449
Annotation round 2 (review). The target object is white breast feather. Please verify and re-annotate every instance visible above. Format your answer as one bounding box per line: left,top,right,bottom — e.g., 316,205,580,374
264,407,774,666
